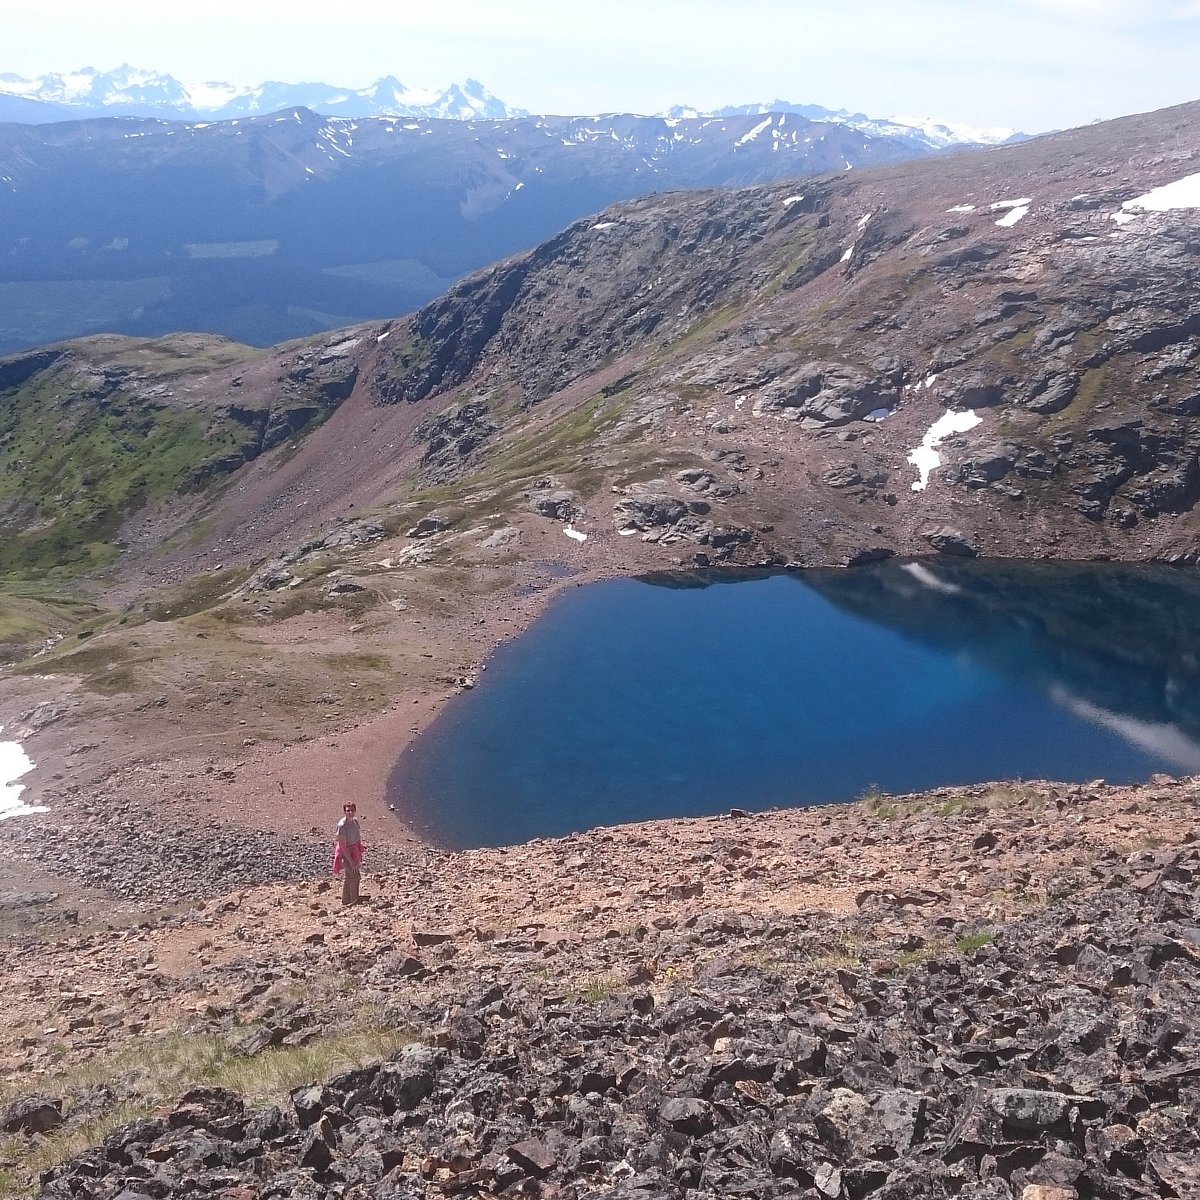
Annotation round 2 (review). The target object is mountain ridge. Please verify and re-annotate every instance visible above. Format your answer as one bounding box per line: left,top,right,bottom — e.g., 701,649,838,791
0,105,944,354
0,64,1024,151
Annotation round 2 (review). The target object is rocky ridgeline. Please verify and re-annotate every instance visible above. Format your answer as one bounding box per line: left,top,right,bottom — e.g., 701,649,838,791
24,841,1200,1200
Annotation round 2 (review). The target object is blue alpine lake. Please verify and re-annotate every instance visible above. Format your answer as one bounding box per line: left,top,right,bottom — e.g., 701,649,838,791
388,560,1200,848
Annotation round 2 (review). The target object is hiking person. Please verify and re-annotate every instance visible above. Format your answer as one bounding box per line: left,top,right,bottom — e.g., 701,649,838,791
333,802,364,905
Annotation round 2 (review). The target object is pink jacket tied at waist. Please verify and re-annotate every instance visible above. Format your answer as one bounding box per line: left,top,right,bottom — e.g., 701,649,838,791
332,841,363,874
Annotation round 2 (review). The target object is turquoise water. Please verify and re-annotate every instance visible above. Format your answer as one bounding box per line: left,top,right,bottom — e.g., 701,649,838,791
389,561,1200,848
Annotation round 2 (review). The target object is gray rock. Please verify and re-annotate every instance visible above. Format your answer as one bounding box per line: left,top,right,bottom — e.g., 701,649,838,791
825,462,864,489
614,494,689,531
325,575,367,595
939,368,1009,409
658,1097,716,1136
759,361,899,429
957,442,1017,488
298,1116,336,1171
675,468,737,497
316,519,385,551
531,489,578,519
0,1093,62,1135
922,526,979,557
1025,370,1080,414
247,561,296,591
983,1088,1072,1134
407,514,448,539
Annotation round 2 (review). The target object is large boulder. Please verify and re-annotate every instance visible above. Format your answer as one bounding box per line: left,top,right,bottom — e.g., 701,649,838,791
0,1094,62,1135
531,489,578,520
922,526,979,557
614,494,690,531
757,361,900,429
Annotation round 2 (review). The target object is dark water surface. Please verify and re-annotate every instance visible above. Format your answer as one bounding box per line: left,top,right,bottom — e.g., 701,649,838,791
389,561,1200,848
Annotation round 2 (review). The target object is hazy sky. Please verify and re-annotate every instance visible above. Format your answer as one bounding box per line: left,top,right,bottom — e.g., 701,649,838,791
7,0,1200,132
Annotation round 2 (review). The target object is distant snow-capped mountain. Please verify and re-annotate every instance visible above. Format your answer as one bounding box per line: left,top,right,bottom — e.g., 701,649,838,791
665,100,1024,152
0,66,522,122
0,67,1025,152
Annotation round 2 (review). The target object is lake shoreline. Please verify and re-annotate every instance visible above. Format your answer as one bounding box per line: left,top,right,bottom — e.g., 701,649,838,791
3,553,1198,922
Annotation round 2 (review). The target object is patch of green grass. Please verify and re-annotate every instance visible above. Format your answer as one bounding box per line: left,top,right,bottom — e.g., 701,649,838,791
0,369,260,575
895,946,937,967
267,582,380,623
1044,361,1111,429
475,395,626,485
0,1017,412,1199
659,301,740,355
797,935,867,973
0,583,103,662
576,976,622,1003
955,931,996,953
23,632,152,694
142,568,251,623
858,786,896,817
861,783,1044,821
376,334,431,391
0,337,343,576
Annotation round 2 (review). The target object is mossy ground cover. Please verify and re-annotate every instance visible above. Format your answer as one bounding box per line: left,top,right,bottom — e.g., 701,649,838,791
0,583,102,662
75,333,260,378
0,371,259,575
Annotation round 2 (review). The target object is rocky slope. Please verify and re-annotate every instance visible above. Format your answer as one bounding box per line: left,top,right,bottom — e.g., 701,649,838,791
2,102,1200,1197
1,778,1197,1199
352,98,1200,571
0,331,362,582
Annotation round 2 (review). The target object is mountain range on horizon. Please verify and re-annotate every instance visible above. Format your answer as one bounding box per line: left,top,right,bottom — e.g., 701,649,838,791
0,63,1026,152
0,95,1021,354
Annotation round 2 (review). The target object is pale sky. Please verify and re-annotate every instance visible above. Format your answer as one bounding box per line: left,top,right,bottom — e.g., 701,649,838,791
6,0,1200,132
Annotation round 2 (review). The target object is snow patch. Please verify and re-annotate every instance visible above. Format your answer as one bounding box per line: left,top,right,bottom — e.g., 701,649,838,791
840,244,854,262
1113,171,1200,223
564,526,587,543
856,213,873,230
0,731,42,822
995,205,1030,228
946,204,976,213
990,197,1032,210
592,221,618,231
782,195,804,207
907,409,982,491
735,117,772,146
